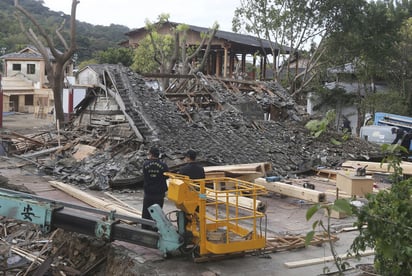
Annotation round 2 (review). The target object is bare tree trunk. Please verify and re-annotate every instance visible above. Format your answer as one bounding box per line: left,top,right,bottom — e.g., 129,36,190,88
14,0,79,125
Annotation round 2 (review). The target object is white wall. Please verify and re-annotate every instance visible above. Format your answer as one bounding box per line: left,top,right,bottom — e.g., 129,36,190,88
63,88,86,113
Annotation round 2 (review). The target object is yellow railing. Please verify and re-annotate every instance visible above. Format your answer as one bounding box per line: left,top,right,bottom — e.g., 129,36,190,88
166,173,267,255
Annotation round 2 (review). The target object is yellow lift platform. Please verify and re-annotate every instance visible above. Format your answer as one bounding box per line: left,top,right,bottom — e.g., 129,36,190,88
166,172,268,257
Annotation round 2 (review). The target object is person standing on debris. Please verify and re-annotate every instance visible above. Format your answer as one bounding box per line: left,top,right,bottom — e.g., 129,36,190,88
392,128,407,145
179,150,205,179
341,117,352,134
391,128,412,158
142,146,169,230
391,127,405,145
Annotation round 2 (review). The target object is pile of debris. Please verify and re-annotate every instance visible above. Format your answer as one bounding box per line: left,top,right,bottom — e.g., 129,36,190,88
0,217,115,275
0,64,382,190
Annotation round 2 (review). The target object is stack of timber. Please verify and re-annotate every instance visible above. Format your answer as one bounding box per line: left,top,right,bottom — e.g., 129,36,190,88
254,178,326,203
342,160,412,175
204,162,272,182
265,233,338,253
194,233,338,263
314,168,338,180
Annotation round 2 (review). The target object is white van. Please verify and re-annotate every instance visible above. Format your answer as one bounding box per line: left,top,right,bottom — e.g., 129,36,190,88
359,125,396,144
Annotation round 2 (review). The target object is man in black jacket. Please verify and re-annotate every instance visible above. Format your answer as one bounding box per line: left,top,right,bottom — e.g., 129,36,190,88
392,127,412,148
179,150,205,179
142,147,168,230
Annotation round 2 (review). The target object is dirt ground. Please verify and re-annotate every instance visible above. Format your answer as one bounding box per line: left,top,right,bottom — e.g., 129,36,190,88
1,112,55,133
0,113,377,275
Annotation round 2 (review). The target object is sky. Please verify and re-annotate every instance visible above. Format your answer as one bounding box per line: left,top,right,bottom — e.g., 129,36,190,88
42,0,242,32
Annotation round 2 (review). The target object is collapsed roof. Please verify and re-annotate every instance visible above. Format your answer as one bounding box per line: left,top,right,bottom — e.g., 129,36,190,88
43,63,379,190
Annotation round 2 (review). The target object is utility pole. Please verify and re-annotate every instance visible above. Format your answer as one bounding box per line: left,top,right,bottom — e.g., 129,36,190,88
0,73,3,128
0,47,5,128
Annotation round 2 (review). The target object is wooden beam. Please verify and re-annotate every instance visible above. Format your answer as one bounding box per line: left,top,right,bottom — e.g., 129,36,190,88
255,178,326,203
204,162,272,174
49,181,141,217
342,160,412,175
141,73,194,78
206,191,266,212
10,131,45,145
20,146,62,158
284,249,374,268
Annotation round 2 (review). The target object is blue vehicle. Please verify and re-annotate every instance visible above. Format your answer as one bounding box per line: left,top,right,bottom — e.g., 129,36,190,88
361,112,412,150
373,112,412,130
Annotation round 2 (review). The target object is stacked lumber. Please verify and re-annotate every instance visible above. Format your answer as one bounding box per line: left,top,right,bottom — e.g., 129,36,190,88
265,233,338,253
255,178,326,203
314,168,338,180
204,162,272,182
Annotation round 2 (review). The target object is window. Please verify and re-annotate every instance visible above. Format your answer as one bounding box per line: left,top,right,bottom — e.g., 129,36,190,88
27,64,35,74
25,95,34,106
12,64,21,71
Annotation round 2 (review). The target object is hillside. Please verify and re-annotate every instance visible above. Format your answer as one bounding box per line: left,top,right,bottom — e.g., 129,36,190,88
0,0,130,62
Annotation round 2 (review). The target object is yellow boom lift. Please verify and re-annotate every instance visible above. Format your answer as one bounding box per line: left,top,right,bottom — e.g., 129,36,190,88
166,172,268,257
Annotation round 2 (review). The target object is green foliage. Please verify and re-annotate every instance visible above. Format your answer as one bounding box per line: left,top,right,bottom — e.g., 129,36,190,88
131,33,175,74
305,109,336,137
0,0,129,62
351,148,412,275
95,47,134,67
77,59,98,70
305,199,353,274
233,0,367,94
363,91,409,116
380,143,406,180
322,1,412,117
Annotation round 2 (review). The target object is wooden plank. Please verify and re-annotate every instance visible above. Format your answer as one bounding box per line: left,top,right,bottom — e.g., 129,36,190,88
10,131,45,145
284,249,375,268
20,146,63,158
342,160,412,175
72,144,97,161
103,192,141,214
324,189,352,199
204,162,272,174
206,191,266,212
254,178,326,203
205,171,226,178
265,234,338,252
315,168,338,180
49,181,141,217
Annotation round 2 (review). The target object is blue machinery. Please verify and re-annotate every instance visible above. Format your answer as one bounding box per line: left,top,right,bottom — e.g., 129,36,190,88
0,188,182,256
0,174,268,259
374,112,412,129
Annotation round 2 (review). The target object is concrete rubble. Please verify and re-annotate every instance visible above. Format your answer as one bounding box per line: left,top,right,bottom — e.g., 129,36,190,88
0,64,385,275
1,64,381,191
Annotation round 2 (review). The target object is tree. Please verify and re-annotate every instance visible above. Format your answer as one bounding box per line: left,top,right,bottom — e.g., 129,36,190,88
95,47,134,67
131,33,173,74
14,0,78,125
232,0,367,96
351,146,412,275
132,14,218,90
321,0,412,133
389,17,412,114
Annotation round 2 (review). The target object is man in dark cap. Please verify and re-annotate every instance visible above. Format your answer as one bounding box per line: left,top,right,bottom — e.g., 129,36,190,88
179,150,205,179
141,146,169,230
